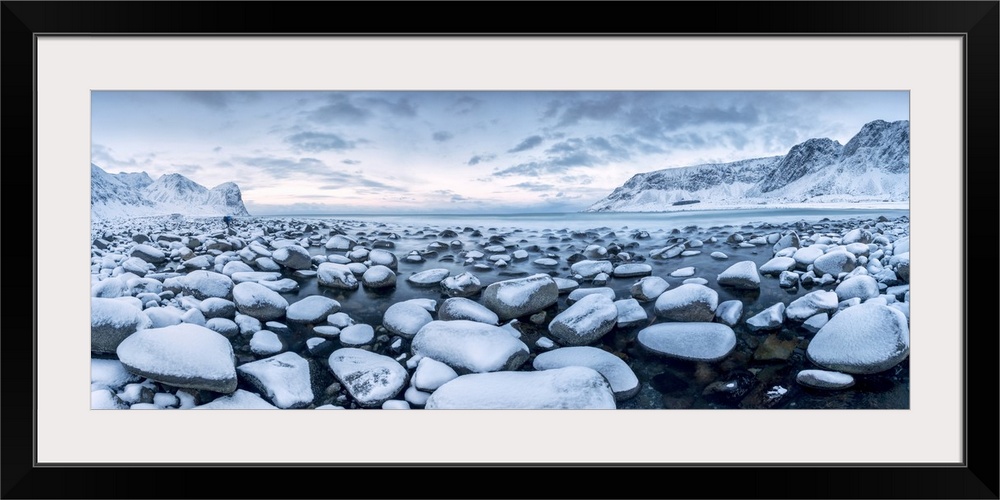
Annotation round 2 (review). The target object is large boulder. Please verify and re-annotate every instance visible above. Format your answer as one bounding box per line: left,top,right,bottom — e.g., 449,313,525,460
547,294,618,346
91,298,152,354
411,320,530,373
653,283,719,322
328,348,408,408
424,366,616,409
116,323,237,393
637,322,737,362
480,274,558,321
232,281,289,321
806,303,910,374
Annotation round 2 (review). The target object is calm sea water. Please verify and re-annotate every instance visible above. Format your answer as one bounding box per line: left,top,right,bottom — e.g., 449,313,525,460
261,208,909,233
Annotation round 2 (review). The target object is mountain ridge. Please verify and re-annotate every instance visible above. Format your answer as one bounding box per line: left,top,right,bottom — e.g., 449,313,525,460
586,119,909,212
91,164,251,220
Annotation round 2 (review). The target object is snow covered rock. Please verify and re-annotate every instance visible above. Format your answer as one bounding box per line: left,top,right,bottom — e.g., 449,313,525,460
714,300,743,327
637,322,737,362
325,234,357,251
367,249,399,271
340,324,375,347
406,268,450,287
250,330,283,356
205,317,239,337
653,283,719,322
144,306,184,328
760,257,797,276
316,262,359,290
547,294,618,346
614,298,648,327
285,295,341,324
130,244,167,264
806,303,910,374
382,300,434,338
361,265,396,289
437,297,499,325
567,287,616,304
232,281,289,321
569,260,614,279
271,245,312,270
630,276,669,301
553,277,580,294
835,275,880,302
440,272,482,298
480,274,559,321
612,263,652,278
411,320,530,373
812,249,857,277
785,290,839,321
92,277,130,298
91,358,142,392
237,352,314,409
116,323,237,393
746,302,786,332
181,270,234,300
717,261,761,289
193,389,277,409
328,348,408,408
772,232,800,255
412,356,459,392
199,297,236,319
91,297,152,354
796,369,855,390
424,366,616,409
533,346,639,401
792,246,825,268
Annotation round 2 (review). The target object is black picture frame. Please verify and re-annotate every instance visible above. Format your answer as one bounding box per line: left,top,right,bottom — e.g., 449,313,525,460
3,2,997,498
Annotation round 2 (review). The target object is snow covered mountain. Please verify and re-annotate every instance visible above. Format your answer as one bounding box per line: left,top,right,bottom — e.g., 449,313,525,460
91,164,251,220
586,120,909,212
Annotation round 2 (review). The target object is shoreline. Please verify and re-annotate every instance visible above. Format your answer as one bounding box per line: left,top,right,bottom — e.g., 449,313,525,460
90,210,911,410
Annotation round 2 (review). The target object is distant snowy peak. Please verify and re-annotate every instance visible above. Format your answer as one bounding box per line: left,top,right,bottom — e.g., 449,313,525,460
91,164,250,220
840,119,909,174
586,119,909,212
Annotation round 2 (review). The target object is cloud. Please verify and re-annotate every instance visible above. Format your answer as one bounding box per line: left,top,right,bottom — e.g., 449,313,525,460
432,189,468,202
317,178,406,193
180,91,259,111
183,92,229,110
492,133,648,178
553,94,626,127
365,96,418,117
308,95,371,123
285,131,357,152
91,144,153,170
508,182,555,192
448,95,482,115
342,159,361,165
432,131,454,142
491,157,595,178
507,135,544,153
235,156,330,180
468,154,495,166
236,155,407,193
212,146,223,153
169,163,203,176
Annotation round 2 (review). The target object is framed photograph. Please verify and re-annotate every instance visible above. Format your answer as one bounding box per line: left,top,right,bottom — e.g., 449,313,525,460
5,2,996,498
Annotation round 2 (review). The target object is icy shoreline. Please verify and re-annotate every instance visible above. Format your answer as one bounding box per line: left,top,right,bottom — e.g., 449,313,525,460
91,212,910,410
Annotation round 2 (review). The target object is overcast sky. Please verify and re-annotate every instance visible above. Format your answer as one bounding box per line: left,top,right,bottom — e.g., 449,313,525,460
91,91,908,214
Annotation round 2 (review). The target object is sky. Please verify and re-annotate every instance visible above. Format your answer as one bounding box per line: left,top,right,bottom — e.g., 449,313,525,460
91,91,908,215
